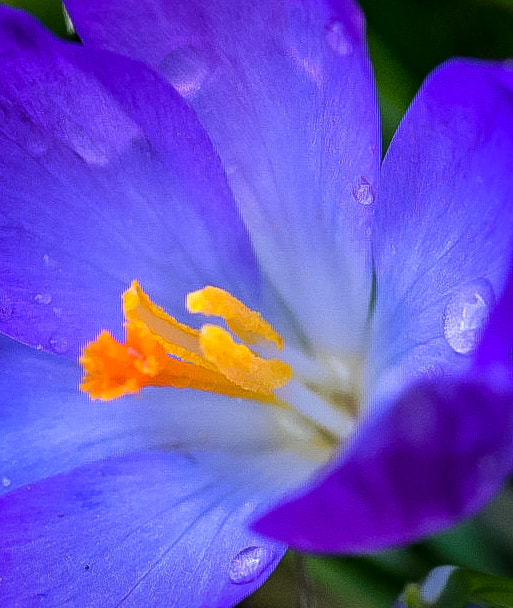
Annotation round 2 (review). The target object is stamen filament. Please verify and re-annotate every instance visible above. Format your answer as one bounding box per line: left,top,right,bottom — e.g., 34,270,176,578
275,379,356,440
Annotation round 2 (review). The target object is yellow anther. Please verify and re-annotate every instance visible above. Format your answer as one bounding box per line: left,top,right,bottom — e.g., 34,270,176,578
123,281,211,368
186,285,283,349
80,324,278,403
199,324,292,394
80,281,292,407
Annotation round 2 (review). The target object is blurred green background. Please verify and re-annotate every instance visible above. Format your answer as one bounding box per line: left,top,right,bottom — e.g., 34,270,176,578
4,0,513,606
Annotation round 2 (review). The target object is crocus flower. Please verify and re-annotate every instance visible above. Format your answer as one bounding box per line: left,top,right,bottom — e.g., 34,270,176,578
1,0,513,606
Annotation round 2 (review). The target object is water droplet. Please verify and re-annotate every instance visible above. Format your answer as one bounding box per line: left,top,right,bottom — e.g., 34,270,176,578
49,334,69,355
2,477,11,488
42,254,50,265
69,133,110,166
228,546,277,585
0,292,13,318
325,19,353,56
34,293,52,305
444,279,495,355
159,46,208,98
352,176,374,205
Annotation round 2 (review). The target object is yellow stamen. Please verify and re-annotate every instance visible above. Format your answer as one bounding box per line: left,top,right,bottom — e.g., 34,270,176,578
187,285,283,348
200,324,292,393
79,324,276,402
80,281,292,406
123,281,210,368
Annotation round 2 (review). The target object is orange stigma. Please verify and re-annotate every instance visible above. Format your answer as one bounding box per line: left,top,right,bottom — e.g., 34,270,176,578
80,281,292,406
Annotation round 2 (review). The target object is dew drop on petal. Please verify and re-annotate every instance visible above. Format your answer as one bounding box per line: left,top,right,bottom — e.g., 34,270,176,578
2,477,11,488
49,334,69,355
159,46,208,99
443,278,495,355
42,254,57,270
352,176,374,205
228,546,277,585
34,293,52,305
325,19,353,56
70,136,110,166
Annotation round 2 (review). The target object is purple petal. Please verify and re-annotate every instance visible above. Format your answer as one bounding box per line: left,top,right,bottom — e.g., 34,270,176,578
64,0,380,351
254,269,513,552
0,451,286,607
254,375,513,552
368,60,513,403
474,263,513,374
254,59,513,554
0,6,260,357
0,333,286,494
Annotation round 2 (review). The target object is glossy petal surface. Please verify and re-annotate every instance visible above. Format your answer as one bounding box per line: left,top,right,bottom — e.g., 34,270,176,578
64,0,380,351
0,6,259,357
368,60,513,404
0,451,286,607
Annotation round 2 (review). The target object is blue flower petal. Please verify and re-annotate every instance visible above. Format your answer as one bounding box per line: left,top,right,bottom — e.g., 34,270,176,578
254,377,513,553
368,60,513,404
475,260,513,374
0,5,260,357
0,450,286,607
64,0,380,351
254,267,513,552
0,333,293,496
